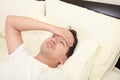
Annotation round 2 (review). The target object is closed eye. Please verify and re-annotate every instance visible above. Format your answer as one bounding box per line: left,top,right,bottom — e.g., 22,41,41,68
61,41,64,45
60,41,65,46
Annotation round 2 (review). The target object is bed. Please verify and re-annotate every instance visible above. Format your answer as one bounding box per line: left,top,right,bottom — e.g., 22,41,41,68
0,0,120,80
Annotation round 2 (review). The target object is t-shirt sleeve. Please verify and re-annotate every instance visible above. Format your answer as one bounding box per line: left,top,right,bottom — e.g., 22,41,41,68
9,44,30,59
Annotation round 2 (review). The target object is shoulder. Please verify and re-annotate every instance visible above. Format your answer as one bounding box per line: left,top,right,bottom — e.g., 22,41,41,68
9,44,32,59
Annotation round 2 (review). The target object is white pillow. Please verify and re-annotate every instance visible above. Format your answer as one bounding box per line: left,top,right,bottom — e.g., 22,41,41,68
60,39,99,80
0,0,45,30
45,0,120,80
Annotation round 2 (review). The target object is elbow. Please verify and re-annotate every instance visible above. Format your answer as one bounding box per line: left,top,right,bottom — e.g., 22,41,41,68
5,15,16,29
6,15,14,25
5,15,17,34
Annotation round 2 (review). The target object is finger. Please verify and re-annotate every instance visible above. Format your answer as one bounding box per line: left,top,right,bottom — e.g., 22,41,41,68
63,31,74,47
59,31,70,46
67,31,74,46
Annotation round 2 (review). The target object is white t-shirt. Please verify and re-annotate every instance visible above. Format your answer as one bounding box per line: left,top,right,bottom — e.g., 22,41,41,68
0,44,68,80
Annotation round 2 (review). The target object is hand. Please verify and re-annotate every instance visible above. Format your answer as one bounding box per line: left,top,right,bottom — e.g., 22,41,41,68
50,26,74,47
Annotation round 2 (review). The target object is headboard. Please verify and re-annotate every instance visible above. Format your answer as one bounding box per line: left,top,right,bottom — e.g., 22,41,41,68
60,0,120,19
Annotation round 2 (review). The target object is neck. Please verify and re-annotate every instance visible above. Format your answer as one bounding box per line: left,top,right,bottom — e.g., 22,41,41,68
35,53,59,68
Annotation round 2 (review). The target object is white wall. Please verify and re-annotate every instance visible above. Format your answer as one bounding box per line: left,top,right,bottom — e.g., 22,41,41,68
85,0,120,5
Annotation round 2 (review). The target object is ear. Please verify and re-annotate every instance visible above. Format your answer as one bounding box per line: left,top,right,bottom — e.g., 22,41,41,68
59,56,68,64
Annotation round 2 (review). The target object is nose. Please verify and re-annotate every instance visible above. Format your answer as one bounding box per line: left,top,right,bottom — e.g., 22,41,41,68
51,37,57,45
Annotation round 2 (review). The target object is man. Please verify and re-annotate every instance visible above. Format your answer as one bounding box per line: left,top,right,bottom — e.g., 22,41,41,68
0,15,77,80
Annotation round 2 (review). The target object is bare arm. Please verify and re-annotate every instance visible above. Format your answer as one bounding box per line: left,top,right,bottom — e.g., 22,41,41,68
5,15,74,54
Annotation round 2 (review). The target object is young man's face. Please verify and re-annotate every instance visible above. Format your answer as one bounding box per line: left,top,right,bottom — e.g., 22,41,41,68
40,35,69,64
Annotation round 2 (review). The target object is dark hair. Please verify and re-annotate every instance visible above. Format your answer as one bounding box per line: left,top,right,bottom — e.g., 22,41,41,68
66,29,78,58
